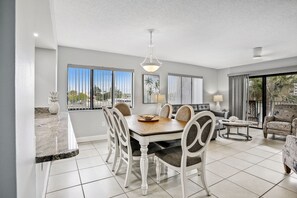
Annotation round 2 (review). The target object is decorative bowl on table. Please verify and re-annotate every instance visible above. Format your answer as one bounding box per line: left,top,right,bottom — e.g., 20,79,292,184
138,114,159,122
229,116,239,122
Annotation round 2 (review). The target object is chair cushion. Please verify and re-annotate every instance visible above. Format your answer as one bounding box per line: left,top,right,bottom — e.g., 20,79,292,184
274,106,297,122
155,146,201,167
267,121,292,132
121,138,161,156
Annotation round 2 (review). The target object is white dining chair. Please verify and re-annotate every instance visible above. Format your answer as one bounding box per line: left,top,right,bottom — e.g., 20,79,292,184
159,103,173,118
112,108,161,188
157,105,194,149
114,102,132,116
175,105,194,122
102,106,119,172
155,111,216,198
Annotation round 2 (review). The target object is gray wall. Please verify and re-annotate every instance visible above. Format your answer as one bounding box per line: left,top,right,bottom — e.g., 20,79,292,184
217,57,297,109
0,0,16,197
35,47,57,107
58,46,218,138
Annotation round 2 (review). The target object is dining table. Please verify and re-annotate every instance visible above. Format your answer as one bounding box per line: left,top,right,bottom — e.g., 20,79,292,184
124,115,187,195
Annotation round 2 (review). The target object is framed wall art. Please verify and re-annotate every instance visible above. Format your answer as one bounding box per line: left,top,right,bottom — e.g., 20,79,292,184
142,74,160,104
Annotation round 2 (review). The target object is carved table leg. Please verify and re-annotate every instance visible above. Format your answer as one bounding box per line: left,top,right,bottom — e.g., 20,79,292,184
140,143,149,195
247,126,250,140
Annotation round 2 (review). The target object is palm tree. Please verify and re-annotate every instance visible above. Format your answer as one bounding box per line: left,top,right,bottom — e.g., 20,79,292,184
147,87,153,102
249,78,262,101
266,75,297,113
145,77,153,87
154,80,160,93
145,77,154,102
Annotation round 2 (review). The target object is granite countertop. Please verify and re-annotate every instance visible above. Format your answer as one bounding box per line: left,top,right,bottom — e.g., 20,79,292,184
35,111,79,163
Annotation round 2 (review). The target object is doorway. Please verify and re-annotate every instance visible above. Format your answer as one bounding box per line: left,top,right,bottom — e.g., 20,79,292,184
248,72,297,128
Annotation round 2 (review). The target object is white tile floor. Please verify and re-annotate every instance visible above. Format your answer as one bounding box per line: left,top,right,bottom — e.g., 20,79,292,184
45,128,297,198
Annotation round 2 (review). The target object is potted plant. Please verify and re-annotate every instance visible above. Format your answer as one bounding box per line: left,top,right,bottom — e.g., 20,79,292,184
49,91,60,115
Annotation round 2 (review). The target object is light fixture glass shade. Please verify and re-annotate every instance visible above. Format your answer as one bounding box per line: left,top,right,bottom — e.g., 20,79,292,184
140,29,162,72
142,63,161,72
213,95,223,102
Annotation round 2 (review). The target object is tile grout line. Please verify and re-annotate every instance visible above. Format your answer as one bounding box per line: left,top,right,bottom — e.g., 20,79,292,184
75,154,86,198
92,140,129,198
46,129,293,198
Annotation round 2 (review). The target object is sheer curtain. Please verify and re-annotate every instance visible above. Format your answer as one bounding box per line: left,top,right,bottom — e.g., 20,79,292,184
229,75,249,120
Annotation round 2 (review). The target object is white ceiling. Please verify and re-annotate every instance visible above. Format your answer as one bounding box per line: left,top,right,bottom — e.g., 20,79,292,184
35,0,57,49
52,0,297,69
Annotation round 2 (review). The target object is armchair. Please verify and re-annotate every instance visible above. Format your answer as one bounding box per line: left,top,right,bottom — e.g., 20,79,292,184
282,135,297,174
263,104,297,138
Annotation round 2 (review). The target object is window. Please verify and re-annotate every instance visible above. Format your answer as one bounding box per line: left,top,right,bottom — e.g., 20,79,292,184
67,65,133,110
114,71,133,107
168,74,203,104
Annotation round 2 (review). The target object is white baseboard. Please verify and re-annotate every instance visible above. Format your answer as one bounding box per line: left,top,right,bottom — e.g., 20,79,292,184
76,134,107,143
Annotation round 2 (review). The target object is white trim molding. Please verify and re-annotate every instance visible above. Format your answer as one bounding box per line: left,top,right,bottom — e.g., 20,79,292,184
76,134,107,143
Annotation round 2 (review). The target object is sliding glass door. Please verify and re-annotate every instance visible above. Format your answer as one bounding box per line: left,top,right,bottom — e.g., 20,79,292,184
266,74,297,116
248,73,297,128
248,77,263,128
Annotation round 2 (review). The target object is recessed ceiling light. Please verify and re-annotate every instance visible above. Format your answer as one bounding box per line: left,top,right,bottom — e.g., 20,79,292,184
33,33,39,37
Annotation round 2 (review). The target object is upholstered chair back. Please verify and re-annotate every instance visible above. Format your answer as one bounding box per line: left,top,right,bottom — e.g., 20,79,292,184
159,104,173,118
175,105,194,122
273,104,297,122
114,102,132,116
181,111,216,160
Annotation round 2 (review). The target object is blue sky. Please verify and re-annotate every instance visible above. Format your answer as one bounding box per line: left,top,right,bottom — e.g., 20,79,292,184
68,67,132,95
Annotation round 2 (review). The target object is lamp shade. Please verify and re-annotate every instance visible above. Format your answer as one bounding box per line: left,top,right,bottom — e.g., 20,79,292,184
213,95,223,102
154,94,166,103
157,94,166,103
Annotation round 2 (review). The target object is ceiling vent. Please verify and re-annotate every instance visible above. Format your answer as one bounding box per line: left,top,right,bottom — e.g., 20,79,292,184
253,47,262,59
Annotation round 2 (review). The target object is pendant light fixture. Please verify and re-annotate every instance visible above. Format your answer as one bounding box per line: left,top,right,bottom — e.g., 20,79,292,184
140,29,162,72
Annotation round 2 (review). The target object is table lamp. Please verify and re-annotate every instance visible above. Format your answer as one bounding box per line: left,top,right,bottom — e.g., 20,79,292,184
157,94,166,104
213,95,223,111
155,94,166,114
